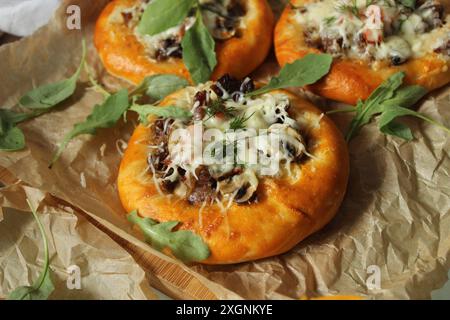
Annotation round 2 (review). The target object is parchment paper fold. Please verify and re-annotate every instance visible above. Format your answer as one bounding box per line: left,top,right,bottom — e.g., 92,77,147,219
0,183,156,300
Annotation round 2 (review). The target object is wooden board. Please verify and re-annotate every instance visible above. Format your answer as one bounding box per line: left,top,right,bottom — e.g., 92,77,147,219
0,167,217,300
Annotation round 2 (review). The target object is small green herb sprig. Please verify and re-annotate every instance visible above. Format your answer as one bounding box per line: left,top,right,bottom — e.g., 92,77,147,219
205,99,237,120
0,40,87,152
248,53,333,96
8,200,54,300
229,112,255,130
328,72,450,141
50,89,130,166
324,16,337,26
138,0,217,84
49,73,190,166
336,0,360,17
400,0,416,9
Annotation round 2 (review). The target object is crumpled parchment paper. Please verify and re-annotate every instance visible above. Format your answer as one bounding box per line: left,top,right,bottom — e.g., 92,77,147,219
0,183,157,300
0,0,449,299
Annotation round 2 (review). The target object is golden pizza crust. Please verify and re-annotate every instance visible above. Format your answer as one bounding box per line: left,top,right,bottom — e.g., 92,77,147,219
95,0,274,85
274,0,450,105
117,88,349,264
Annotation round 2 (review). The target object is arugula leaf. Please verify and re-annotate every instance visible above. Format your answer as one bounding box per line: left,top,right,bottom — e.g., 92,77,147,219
380,120,414,141
50,89,130,166
138,0,197,36
0,109,58,152
130,104,192,125
400,0,416,9
345,72,407,141
1,41,87,152
8,200,54,300
0,109,38,126
0,110,35,151
381,85,427,107
341,72,450,141
0,126,25,151
378,105,450,140
181,8,217,84
374,85,427,140
131,74,189,101
128,210,210,262
19,40,86,110
248,54,333,96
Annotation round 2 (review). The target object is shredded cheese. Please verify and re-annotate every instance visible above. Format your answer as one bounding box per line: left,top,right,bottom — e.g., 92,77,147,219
99,143,107,157
80,172,87,189
145,79,311,211
295,0,450,64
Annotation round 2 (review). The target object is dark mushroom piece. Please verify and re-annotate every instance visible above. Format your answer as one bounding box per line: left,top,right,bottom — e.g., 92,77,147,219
218,170,258,203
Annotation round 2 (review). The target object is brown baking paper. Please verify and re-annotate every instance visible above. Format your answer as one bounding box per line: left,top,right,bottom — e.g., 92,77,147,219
0,0,449,299
0,183,157,300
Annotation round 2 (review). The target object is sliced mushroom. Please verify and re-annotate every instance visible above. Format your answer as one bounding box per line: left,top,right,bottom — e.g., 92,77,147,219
174,181,189,198
380,36,412,66
187,166,217,205
418,0,444,29
209,163,239,180
210,23,237,40
218,169,258,203
201,3,240,40
267,124,306,161
158,166,179,192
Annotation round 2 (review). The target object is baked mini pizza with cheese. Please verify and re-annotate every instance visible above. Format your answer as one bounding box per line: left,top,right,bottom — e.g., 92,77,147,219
95,0,274,84
275,0,450,104
118,75,349,264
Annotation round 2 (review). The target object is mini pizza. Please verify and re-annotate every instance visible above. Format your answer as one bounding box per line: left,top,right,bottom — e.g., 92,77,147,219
118,75,349,264
95,0,274,85
275,0,450,105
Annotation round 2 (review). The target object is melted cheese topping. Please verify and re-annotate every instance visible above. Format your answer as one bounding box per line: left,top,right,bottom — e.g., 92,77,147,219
295,0,450,64
148,81,309,205
167,88,304,179
114,0,246,60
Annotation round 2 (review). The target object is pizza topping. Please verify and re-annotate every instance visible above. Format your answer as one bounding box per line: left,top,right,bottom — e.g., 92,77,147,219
146,75,309,206
117,0,246,61
200,0,245,39
418,0,444,28
217,169,258,203
121,11,134,26
434,36,450,55
187,166,217,205
295,0,450,65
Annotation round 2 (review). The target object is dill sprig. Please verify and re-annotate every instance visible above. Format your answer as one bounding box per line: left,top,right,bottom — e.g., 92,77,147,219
336,0,360,17
323,16,337,26
205,99,237,120
229,112,255,130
